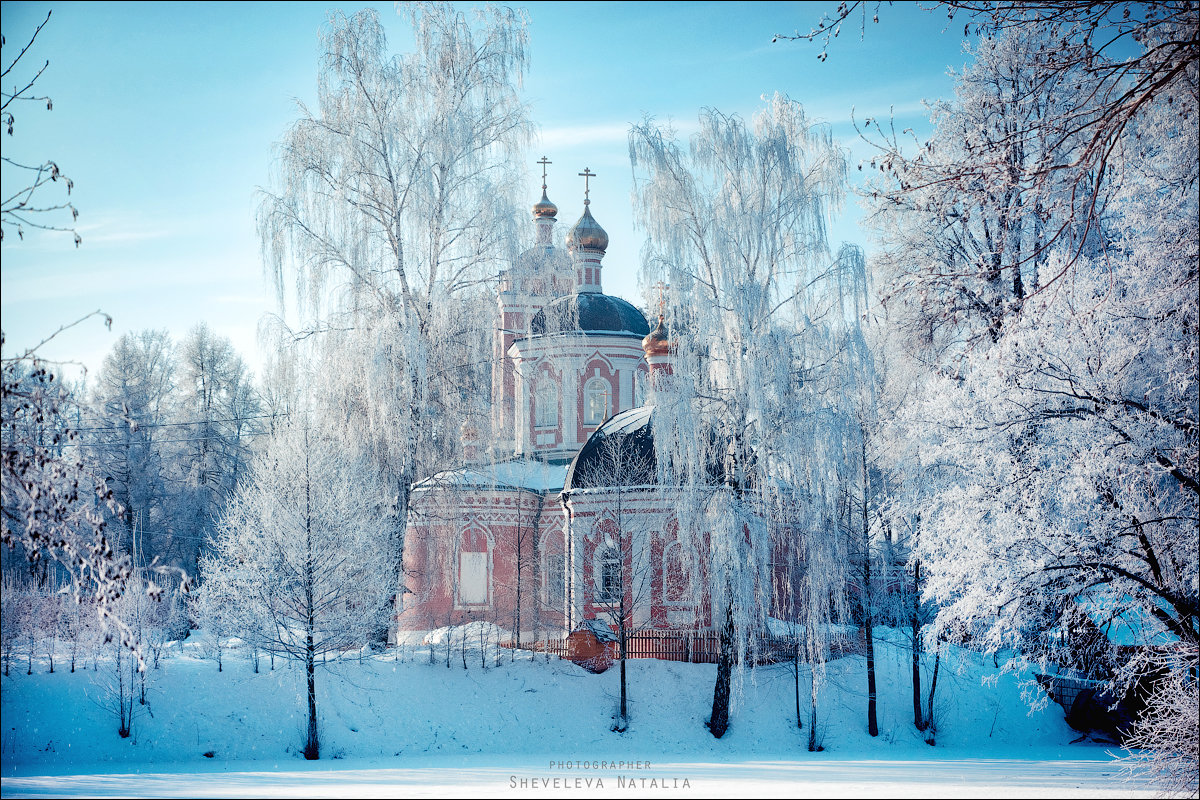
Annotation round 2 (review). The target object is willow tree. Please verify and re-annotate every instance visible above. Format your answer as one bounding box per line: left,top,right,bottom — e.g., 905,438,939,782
630,95,862,741
258,4,532,608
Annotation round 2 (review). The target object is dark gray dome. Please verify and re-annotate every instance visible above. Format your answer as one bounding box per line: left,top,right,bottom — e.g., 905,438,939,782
530,293,651,337
562,406,734,494
564,407,657,492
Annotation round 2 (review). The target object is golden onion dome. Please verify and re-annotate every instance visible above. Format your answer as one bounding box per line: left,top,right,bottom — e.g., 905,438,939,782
642,314,671,357
566,204,609,253
532,189,558,219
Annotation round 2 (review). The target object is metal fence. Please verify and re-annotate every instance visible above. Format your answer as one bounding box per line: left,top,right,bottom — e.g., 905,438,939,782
501,628,865,665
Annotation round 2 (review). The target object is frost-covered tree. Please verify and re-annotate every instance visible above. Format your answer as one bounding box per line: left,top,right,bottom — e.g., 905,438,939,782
864,29,1110,353
788,2,1197,308
258,4,531,615
0,320,160,657
863,14,1197,785
870,324,952,737
174,323,258,569
198,412,394,760
573,431,661,732
89,330,176,565
629,95,860,739
1122,644,1200,797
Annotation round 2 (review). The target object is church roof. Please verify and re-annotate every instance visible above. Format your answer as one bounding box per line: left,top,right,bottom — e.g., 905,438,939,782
529,293,651,338
564,405,743,494
415,458,569,494
563,406,657,492
565,203,609,253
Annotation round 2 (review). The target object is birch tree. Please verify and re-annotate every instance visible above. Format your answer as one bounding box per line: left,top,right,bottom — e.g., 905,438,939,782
258,4,532,609
629,95,859,739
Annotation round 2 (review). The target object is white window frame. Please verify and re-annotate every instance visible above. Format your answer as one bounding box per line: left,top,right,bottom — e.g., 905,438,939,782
534,380,558,428
584,378,611,425
596,544,620,604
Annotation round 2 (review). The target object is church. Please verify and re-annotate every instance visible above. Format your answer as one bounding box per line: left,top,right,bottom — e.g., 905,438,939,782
393,164,714,644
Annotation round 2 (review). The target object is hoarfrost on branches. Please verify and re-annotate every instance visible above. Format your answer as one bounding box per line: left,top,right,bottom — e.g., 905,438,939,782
197,409,394,760
257,3,532,610
630,94,867,739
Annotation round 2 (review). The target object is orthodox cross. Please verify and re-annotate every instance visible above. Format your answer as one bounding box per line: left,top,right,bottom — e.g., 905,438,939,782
579,167,596,204
537,156,552,191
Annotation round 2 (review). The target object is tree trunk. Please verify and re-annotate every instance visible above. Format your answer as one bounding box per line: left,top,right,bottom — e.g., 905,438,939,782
865,615,878,737
304,643,319,760
618,648,628,731
793,635,803,730
911,560,925,732
617,565,628,732
861,443,878,738
303,434,320,761
924,642,941,745
807,631,821,751
708,598,735,739
116,641,131,738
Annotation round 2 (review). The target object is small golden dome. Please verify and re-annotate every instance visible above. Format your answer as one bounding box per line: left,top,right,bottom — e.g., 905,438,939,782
566,204,609,253
533,189,558,219
642,314,671,357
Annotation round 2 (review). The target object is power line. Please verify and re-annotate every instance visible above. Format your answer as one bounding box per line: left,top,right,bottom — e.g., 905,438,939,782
69,412,288,434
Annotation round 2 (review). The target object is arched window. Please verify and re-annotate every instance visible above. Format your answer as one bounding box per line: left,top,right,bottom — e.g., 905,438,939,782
584,378,611,425
544,552,564,608
597,545,620,603
662,541,689,604
457,529,489,606
534,380,558,427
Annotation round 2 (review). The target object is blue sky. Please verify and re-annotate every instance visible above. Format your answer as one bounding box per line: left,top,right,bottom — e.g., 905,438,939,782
1,1,971,380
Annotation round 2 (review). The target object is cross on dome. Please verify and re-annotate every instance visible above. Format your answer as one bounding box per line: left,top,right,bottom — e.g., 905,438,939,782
532,155,558,220
579,167,596,205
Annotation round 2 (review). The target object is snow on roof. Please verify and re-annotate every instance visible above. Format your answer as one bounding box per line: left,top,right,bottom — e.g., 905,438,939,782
563,405,658,492
414,458,569,494
597,405,654,435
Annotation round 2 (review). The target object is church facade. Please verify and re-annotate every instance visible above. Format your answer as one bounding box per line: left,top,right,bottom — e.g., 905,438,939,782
393,170,710,642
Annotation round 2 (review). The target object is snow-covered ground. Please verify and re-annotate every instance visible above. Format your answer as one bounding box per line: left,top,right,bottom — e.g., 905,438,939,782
0,629,1157,797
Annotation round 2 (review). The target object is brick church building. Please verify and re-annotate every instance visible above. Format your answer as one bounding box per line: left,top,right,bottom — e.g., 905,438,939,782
393,166,712,644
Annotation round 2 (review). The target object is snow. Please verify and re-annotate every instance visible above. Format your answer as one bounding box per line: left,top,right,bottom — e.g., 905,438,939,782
0,757,1150,798
422,621,510,646
0,628,1157,797
416,459,568,493
595,406,654,437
